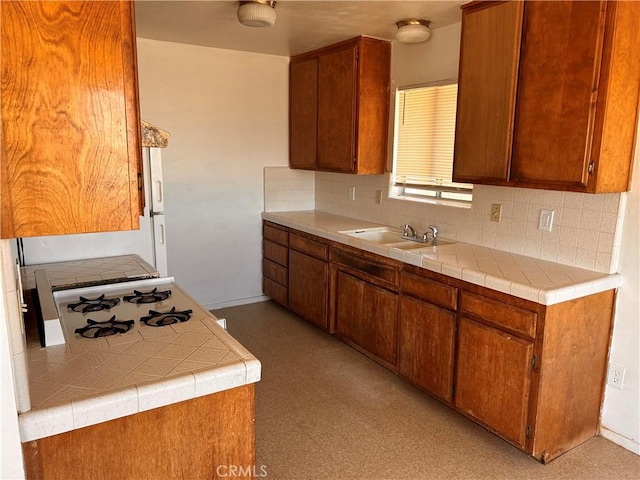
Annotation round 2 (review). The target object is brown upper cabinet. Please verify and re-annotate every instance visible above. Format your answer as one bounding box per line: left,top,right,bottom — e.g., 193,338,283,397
289,36,391,174
453,0,640,193
1,0,143,238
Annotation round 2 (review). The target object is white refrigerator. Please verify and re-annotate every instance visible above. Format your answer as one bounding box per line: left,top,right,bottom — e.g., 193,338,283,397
19,146,169,276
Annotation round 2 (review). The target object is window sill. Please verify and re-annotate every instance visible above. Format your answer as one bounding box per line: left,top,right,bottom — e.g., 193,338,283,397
389,194,472,210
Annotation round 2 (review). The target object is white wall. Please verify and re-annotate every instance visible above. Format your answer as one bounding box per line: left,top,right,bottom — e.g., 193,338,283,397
0,241,25,479
136,38,289,308
600,127,640,454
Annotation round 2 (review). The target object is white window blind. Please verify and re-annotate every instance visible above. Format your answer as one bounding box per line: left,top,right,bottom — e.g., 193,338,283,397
394,81,472,202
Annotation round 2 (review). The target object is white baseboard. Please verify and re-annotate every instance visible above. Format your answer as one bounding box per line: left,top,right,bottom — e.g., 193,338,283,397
204,295,270,311
600,426,640,455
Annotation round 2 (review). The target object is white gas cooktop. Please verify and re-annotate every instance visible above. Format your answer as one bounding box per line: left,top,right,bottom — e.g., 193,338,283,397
50,277,221,348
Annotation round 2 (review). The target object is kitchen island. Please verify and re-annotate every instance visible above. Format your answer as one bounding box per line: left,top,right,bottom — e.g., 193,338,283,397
19,265,261,479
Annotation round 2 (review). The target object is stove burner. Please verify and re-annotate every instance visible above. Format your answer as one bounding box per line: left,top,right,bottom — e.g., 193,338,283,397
123,288,172,304
68,295,120,313
74,316,134,338
141,307,193,327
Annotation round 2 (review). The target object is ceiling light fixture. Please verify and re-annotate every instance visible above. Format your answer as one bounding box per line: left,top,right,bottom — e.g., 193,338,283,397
237,1,277,28
395,19,431,44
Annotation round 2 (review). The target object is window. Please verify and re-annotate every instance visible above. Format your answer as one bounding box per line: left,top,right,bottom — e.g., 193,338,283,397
393,80,472,203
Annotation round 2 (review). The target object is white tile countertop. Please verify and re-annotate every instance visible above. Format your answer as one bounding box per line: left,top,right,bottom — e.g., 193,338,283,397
262,210,622,305
19,276,261,443
20,254,159,291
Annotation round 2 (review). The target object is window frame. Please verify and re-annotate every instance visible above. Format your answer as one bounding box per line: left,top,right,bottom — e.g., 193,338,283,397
392,78,473,205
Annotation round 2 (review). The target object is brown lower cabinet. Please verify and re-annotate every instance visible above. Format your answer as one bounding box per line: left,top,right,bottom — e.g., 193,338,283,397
262,221,616,463
288,232,330,330
262,222,289,307
23,385,255,480
334,270,398,366
398,295,456,403
455,317,534,448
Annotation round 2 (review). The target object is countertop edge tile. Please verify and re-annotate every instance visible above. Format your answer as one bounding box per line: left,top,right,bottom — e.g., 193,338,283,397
19,403,75,442
137,373,196,413
193,362,247,397
71,385,139,430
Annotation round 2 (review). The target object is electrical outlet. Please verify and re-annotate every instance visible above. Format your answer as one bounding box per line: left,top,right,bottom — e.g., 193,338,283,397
375,190,382,205
607,362,626,390
491,204,502,222
348,186,356,201
539,209,555,231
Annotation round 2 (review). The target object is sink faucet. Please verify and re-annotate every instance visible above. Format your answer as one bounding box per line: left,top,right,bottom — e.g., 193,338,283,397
402,224,417,239
428,225,439,245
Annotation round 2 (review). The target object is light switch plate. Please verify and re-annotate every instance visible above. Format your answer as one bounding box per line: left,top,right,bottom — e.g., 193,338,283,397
539,209,555,231
348,186,356,201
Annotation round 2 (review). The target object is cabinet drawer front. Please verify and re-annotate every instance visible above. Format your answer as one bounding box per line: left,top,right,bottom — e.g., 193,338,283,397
263,240,288,267
263,277,288,306
331,248,399,286
263,223,289,246
290,233,328,260
263,259,287,286
460,291,536,339
401,271,458,311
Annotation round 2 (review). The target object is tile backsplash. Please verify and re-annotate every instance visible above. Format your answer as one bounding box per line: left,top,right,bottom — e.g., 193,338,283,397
263,166,315,212
264,166,626,274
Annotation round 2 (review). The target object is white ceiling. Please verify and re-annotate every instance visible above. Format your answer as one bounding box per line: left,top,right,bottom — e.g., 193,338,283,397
134,0,463,57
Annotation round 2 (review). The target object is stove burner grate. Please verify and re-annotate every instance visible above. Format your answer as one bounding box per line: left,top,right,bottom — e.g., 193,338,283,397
68,295,120,313
141,306,193,327
123,288,172,304
74,316,134,338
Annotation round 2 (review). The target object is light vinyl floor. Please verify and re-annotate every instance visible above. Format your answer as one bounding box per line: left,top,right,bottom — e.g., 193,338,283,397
214,300,639,480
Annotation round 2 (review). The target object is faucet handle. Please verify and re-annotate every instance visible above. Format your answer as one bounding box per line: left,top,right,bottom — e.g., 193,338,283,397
428,225,439,245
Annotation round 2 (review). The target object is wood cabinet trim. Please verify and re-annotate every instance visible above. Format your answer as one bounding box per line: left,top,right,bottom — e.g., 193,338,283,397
331,246,400,289
263,223,289,246
289,231,330,260
459,290,538,340
262,258,287,287
400,270,458,311
263,240,288,267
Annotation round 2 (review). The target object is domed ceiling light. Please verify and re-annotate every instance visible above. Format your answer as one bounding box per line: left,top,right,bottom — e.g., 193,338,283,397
237,1,277,28
395,19,432,44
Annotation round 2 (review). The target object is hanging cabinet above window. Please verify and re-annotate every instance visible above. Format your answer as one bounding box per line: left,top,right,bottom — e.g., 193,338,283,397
289,36,391,175
453,0,640,193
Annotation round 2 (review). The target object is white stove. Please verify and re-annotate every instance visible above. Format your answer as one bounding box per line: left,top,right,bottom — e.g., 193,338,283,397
45,277,224,348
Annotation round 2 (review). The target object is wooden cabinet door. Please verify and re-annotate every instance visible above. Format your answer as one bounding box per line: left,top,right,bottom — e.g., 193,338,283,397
1,0,142,238
289,250,328,330
453,1,524,183
335,271,397,365
510,1,606,189
455,317,534,449
289,57,318,169
398,296,456,402
317,45,357,173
